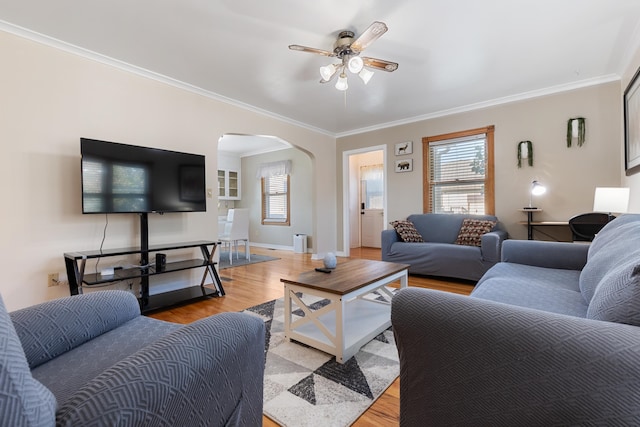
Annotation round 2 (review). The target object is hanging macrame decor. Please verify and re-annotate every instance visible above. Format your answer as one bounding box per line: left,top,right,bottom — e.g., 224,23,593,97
566,117,586,147
517,140,533,168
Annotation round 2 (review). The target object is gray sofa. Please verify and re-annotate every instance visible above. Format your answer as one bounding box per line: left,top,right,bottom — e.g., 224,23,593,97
391,214,640,425
381,213,507,281
0,290,265,426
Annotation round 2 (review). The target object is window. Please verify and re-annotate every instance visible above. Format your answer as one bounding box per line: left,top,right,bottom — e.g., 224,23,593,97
262,174,290,225
422,126,495,215
361,164,384,209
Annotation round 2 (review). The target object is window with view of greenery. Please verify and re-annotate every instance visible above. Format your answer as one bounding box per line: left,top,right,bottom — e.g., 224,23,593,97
422,126,495,215
262,174,290,225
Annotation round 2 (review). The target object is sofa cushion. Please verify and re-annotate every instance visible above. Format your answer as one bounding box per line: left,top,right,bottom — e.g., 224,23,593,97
455,218,496,247
580,216,640,303
32,315,180,406
11,290,141,369
473,263,587,317
408,213,499,244
390,220,424,242
0,295,56,427
586,261,640,326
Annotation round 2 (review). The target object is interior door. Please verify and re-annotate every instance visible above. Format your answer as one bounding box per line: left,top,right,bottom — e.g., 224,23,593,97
360,169,384,248
361,208,383,247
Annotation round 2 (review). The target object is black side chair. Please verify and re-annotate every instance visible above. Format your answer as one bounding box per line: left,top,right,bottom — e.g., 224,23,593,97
568,212,611,242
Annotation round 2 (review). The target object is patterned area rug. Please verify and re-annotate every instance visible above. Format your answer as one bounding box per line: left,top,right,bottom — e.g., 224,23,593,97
242,293,399,427
217,252,279,269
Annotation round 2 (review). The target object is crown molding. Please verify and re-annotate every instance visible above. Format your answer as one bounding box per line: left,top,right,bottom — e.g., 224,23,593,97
0,20,623,140
336,74,621,138
0,20,334,138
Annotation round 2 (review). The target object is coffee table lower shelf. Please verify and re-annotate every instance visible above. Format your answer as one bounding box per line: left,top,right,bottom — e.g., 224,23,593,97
288,298,392,362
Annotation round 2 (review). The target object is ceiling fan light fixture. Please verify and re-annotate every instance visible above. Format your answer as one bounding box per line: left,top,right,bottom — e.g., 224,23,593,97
319,64,338,81
358,68,374,84
335,72,348,91
347,56,364,74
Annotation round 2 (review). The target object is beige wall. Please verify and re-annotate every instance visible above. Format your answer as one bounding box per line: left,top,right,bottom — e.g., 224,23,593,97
0,30,335,310
337,82,622,248
238,148,314,249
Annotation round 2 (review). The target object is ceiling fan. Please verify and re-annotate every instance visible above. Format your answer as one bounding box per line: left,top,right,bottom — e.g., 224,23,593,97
289,21,398,91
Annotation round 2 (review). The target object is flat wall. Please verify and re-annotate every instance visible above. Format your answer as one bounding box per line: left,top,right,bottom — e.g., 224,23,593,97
238,148,314,249
337,82,622,247
0,30,335,310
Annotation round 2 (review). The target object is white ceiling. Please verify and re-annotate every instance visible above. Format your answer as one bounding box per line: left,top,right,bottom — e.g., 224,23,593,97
2,0,640,136
218,134,291,157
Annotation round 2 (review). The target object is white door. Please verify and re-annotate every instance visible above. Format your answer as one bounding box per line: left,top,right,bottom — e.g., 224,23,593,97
360,168,384,248
361,209,384,247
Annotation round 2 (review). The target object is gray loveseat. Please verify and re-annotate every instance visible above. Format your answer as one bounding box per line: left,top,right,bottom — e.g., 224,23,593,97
381,213,507,281
0,290,265,426
392,214,640,425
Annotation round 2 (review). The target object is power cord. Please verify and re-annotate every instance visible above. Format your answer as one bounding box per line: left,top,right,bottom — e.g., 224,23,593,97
95,213,109,275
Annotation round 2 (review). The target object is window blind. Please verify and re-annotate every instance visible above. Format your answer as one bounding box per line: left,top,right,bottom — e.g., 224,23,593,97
263,174,288,222
429,133,486,214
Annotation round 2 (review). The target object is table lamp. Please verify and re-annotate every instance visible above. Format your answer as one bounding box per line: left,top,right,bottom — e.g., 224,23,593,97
524,180,546,209
593,187,629,221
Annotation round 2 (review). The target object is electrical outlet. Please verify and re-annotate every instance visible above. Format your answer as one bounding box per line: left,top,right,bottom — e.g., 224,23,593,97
48,273,59,287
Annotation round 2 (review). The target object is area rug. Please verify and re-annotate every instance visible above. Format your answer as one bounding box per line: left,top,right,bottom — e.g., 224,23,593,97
217,252,279,269
242,292,399,427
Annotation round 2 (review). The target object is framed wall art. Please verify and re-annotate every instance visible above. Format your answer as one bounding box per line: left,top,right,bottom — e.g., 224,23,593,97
624,66,640,175
395,158,413,172
394,141,413,156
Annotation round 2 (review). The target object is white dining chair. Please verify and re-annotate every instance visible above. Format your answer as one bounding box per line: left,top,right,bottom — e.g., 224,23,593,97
218,208,250,265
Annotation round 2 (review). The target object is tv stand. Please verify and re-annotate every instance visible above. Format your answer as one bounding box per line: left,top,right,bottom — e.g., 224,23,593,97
64,240,224,313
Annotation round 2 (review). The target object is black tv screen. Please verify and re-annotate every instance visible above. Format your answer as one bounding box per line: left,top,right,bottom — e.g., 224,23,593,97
81,138,206,214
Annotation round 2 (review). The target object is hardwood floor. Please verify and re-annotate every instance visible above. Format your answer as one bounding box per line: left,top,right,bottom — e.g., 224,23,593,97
148,246,474,426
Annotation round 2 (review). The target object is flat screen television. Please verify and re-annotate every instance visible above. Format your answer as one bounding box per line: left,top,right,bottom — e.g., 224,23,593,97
81,138,206,214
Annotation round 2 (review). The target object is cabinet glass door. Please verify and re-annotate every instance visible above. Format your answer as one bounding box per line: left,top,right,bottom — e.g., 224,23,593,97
228,171,238,198
217,170,225,197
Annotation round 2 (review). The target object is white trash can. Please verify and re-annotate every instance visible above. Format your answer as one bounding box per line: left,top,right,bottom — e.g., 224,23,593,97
293,234,307,253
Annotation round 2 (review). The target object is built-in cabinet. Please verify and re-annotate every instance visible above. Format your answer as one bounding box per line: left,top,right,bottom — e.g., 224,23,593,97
218,152,241,200
218,169,240,200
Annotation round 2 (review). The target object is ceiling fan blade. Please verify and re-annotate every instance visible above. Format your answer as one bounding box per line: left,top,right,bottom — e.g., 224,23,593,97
363,57,398,72
350,21,388,53
288,44,334,57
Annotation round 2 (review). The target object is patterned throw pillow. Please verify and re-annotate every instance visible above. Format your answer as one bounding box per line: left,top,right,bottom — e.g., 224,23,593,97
390,220,424,242
455,218,496,247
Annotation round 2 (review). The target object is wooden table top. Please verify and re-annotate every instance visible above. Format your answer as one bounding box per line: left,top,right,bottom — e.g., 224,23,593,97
280,259,409,295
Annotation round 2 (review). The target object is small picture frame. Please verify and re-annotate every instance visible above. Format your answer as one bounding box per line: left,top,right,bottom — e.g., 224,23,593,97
394,141,413,156
395,158,413,172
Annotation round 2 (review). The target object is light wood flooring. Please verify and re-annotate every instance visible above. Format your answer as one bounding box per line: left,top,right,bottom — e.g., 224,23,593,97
148,247,474,426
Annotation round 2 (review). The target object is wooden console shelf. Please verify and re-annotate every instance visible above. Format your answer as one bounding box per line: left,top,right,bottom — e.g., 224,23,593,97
64,240,224,313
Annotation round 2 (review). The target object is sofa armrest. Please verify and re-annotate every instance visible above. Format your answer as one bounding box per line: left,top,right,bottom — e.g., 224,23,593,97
381,229,400,257
500,239,588,270
392,288,640,425
56,312,265,427
480,230,508,262
10,291,141,369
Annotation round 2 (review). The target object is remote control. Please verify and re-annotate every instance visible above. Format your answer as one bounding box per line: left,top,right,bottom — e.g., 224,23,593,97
315,267,332,273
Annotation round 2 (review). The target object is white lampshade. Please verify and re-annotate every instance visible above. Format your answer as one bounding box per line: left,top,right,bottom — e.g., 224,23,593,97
335,72,348,91
358,68,374,84
319,64,338,81
347,56,364,74
593,187,629,214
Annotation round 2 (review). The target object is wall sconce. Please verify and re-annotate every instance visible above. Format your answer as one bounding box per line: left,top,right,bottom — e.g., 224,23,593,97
517,140,533,168
567,117,586,147
524,180,546,209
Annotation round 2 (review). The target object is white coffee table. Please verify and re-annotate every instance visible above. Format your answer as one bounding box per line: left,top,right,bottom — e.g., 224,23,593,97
280,259,409,364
